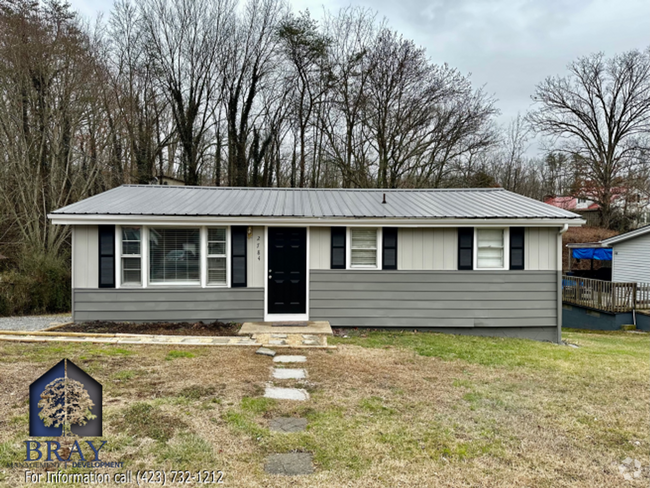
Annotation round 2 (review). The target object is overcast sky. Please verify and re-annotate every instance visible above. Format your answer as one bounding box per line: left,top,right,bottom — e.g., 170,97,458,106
70,0,650,150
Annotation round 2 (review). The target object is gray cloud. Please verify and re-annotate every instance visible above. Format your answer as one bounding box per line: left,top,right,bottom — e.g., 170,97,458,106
71,0,650,152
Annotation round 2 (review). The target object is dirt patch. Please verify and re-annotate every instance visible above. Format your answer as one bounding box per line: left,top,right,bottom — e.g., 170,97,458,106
56,320,241,336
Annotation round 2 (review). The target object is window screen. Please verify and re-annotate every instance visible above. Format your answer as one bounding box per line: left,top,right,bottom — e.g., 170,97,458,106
350,228,378,268
149,228,200,283
331,227,346,269
458,228,473,270
382,227,397,270
121,227,141,285
208,227,227,285
510,227,525,270
231,226,247,287
477,229,505,269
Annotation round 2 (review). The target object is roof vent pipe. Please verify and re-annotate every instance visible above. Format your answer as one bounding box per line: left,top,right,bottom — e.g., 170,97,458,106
382,193,386,204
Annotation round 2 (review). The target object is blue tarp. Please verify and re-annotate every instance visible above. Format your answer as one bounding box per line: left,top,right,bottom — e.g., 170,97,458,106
571,248,612,260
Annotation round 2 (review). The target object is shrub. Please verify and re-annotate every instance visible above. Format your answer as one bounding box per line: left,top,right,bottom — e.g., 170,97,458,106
0,249,70,316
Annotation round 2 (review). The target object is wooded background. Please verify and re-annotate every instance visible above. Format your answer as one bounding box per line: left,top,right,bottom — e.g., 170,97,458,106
0,0,648,315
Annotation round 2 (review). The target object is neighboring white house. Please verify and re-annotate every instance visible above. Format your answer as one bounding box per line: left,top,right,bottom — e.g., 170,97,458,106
600,225,650,284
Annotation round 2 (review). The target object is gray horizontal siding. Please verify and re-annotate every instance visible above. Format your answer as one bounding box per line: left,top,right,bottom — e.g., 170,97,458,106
309,270,558,329
73,288,263,323
612,235,650,283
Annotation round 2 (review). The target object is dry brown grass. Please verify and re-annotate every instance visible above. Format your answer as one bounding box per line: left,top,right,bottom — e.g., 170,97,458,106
0,330,648,487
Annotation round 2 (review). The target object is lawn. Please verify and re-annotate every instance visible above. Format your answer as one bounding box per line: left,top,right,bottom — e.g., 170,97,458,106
0,329,648,487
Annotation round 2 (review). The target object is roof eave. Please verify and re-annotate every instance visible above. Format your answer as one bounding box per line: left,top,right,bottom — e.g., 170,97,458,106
48,213,586,227
600,225,650,246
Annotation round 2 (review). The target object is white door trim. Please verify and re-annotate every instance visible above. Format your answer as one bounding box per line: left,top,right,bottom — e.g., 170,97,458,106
263,226,310,322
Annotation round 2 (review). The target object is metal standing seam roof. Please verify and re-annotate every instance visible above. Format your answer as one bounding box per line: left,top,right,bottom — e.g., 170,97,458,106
600,224,650,246
50,185,583,220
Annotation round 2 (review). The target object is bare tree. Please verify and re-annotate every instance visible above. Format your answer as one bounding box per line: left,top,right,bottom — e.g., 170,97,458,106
321,7,379,188
278,10,332,187
221,0,287,187
528,48,650,228
0,0,105,255
105,0,171,184
141,0,233,185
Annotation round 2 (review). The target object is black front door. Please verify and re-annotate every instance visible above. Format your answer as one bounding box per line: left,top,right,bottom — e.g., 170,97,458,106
268,227,307,315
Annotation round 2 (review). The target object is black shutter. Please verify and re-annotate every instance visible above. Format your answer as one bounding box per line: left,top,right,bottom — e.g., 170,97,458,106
98,225,115,288
510,227,525,270
458,228,473,270
331,227,346,269
231,226,247,287
382,227,398,270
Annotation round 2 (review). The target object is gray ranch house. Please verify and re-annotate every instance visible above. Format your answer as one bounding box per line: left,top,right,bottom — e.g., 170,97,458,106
49,186,584,342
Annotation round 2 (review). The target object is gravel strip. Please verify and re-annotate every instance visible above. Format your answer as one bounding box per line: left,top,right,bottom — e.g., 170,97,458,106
0,315,72,331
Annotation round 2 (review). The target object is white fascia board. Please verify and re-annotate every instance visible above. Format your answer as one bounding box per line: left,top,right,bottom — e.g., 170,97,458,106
48,214,586,228
600,225,650,246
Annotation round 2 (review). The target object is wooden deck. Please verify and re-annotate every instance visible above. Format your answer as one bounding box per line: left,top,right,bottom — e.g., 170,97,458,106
562,275,650,313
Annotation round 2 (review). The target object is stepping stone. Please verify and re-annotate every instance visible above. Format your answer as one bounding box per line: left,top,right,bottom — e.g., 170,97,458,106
273,355,306,363
256,347,276,357
269,417,307,433
264,386,309,401
264,453,313,476
272,368,306,380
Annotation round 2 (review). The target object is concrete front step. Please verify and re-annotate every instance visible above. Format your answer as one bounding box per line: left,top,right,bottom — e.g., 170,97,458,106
239,321,332,348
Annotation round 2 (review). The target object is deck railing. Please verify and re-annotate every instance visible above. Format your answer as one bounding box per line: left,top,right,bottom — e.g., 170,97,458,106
562,275,650,313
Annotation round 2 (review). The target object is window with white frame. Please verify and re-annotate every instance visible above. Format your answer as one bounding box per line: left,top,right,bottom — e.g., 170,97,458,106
350,228,378,268
207,228,227,285
476,228,505,269
149,228,200,283
121,227,141,285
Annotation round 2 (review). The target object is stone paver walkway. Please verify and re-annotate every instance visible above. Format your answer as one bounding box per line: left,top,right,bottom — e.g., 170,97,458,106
273,355,307,363
269,418,307,433
272,368,306,379
264,453,314,476
261,350,315,476
264,386,309,401
0,330,258,347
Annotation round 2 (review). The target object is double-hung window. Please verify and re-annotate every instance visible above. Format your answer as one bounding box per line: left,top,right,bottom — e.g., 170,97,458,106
207,228,227,286
149,228,200,284
476,229,506,269
121,227,141,285
349,228,379,268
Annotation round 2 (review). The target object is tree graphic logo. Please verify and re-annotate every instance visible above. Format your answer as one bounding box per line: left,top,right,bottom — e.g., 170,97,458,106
30,359,102,437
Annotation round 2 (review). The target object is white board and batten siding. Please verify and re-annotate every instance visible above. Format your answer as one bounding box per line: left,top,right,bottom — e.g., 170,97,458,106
309,227,331,269
398,228,457,270
612,234,650,283
72,225,267,289
307,227,560,271
525,227,559,271
247,226,265,287
72,225,99,289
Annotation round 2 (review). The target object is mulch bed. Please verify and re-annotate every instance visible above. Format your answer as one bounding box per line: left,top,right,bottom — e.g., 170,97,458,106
56,320,241,336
